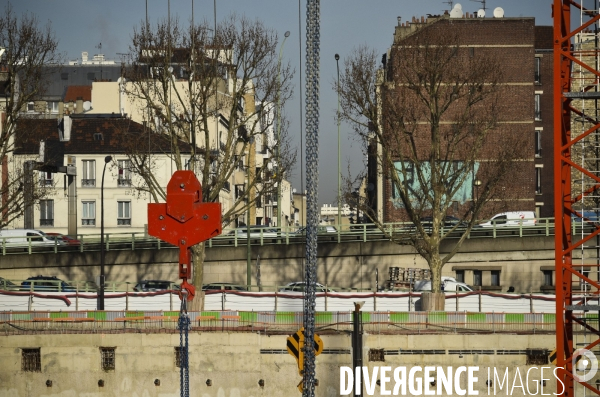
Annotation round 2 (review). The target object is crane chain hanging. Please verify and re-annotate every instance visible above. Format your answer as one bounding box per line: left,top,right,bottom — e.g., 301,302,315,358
303,0,320,396
178,295,190,397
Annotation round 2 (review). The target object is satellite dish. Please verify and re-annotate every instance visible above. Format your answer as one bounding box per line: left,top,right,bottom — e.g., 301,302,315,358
454,3,462,10
450,7,464,18
477,9,486,18
83,101,92,111
493,7,504,18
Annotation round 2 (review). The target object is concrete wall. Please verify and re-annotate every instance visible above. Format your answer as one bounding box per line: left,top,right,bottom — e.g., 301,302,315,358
0,331,571,396
0,234,591,293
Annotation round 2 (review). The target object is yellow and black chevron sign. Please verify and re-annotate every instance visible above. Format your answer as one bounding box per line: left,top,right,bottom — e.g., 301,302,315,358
549,348,582,366
287,327,324,375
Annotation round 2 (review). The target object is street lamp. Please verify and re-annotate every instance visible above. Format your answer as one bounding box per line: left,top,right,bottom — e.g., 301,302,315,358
335,53,341,231
474,179,482,201
97,155,112,310
276,31,290,232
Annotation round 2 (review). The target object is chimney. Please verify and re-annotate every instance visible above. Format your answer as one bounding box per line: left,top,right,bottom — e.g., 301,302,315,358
60,115,72,141
76,97,83,113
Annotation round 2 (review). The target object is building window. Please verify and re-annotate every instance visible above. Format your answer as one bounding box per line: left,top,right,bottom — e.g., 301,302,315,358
82,201,96,226
473,270,482,287
491,270,500,286
535,94,541,121
117,201,131,226
543,270,553,286
47,101,59,114
174,347,181,368
455,270,465,283
535,167,542,195
117,160,131,186
39,200,54,227
256,196,262,208
21,348,41,372
534,57,541,84
82,160,96,187
235,184,245,201
535,130,542,158
100,347,115,371
41,171,53,186
27,102,35,112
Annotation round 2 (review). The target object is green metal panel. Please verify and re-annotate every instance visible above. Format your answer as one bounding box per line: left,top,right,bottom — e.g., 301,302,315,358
466,312,486,322
87,311,106,320
239,312,258,322
428,312,448,322
390,312,410,322
275,312,296,324
543,313,556,323
505,313,525,323
50,312,69,319
315,312,333,324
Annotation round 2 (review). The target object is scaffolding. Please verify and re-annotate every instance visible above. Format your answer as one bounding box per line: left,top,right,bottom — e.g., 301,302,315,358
555,0,600,395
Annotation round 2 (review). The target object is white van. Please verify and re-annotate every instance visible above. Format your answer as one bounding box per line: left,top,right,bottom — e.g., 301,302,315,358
0,229,64,246
413,277,473,292
477,211,537,228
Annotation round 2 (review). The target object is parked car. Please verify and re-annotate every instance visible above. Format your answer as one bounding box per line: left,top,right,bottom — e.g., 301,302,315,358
20,275,76,292
408,216,467,231
227,226,279,238
0,229,65,246
0,277,19,291
477,211,537,228
295,226,338,234
279,282,334,293
413,277,473,292
133,280,179,292
46,233,81,246
202,283,247,291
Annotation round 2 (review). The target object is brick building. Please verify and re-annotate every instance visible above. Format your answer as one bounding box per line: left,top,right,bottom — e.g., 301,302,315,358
368,14,541,223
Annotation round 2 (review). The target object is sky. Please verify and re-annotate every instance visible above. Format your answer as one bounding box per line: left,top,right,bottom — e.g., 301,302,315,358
11,0,553,207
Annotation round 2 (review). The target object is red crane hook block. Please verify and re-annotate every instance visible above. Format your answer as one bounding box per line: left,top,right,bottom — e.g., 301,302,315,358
147,171,222,301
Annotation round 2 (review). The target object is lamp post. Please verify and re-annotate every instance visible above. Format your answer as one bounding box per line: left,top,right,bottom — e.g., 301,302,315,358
97,155,112,311
474,179,482,201
352,301,365,397
276,31,290,232
335,53,341,231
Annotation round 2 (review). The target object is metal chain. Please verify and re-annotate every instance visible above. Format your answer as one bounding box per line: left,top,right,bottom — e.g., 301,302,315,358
303,0,320,396
178,296,190,397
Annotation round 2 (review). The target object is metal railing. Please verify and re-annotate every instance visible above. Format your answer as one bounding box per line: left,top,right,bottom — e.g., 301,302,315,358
0,310,563,335
0,217,593,256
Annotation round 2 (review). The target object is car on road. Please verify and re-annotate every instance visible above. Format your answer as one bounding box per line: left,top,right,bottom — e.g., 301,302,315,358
295,225,338,234
0,229,66,247
20,275,76,292
0,277,19,291
202,283,247,291
227,226,279,238
413,277,473,292
477,211,537,228
278,282,334,293
406,216,467,231
46,233,81,246
133,280,179,292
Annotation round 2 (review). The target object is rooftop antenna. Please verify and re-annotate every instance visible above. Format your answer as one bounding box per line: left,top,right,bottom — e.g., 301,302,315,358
443,0,454,10
470,0,487,11
96,43,103,80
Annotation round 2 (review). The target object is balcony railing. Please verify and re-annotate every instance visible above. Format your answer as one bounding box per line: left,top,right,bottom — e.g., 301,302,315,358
81,179,96,187
117,219,131,226
39,219,54,226
81,219,96,226
117,178,132,187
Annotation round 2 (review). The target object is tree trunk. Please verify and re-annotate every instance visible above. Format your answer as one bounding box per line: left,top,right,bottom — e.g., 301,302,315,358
188,243,206,312
421,292,446,311
424,255,445,311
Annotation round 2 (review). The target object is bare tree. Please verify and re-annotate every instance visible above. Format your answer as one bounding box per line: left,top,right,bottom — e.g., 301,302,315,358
0,4,62,229
336,22,531,308
121,15,295,309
